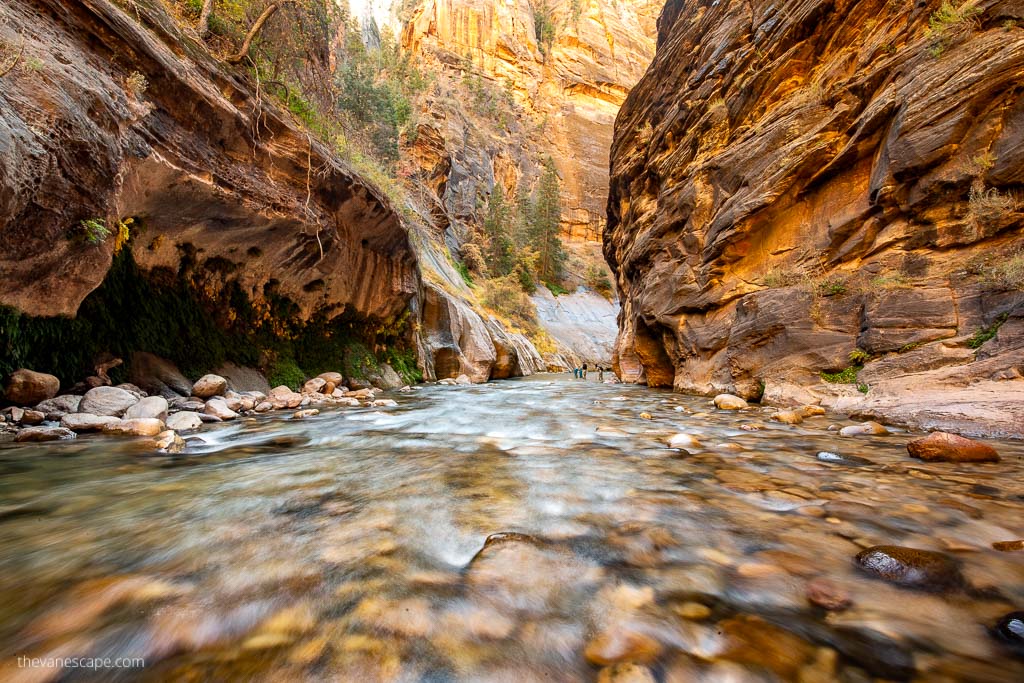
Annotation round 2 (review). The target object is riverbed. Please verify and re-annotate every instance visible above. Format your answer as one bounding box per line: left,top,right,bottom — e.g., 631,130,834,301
0,376,1021,681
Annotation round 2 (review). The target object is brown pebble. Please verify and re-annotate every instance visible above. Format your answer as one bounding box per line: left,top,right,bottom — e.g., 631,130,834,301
806,578,851,610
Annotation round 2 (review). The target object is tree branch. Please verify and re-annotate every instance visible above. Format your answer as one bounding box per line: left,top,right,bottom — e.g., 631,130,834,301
0,38,26,78
226,1,298,64
197,0,215,39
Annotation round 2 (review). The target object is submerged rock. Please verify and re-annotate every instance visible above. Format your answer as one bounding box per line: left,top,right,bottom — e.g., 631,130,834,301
3,369,60,405
805,578,851,611
854,545,963,591
992,540,1024,552
292,409,319,419
668,433,701,450
907,432,999,463
816,451,874,467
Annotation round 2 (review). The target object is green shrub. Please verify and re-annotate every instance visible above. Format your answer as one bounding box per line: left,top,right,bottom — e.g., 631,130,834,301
545,281,568,296
848,348,871,364
817,278,847,296
821,366,861,384
266,355,305,390
384,347,422,385
77,218,111,245
967,313,1008,349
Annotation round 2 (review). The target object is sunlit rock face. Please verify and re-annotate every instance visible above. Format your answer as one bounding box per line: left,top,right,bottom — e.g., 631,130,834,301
605,0,1024,434
0,0,418,323
401,0,659,241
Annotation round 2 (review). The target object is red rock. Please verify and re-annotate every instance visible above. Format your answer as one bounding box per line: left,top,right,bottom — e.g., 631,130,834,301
907,432,999,463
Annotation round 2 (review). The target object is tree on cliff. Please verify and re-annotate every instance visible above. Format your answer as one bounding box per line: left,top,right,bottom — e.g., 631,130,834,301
528,158,566,283
484,185,515,277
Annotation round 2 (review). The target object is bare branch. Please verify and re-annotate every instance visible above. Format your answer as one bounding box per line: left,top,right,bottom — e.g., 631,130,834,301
197,0,215,39
226,1,298,64
0,37,26,78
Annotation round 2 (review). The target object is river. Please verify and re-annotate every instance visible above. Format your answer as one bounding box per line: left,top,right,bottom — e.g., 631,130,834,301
0,376,1021,681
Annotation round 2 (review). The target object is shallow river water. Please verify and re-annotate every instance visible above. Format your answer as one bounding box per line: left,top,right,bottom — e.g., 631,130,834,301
0,376,1022,682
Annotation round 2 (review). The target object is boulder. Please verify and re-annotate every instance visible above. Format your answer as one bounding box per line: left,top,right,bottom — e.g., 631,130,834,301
61,413,120,432
35,394,82,420
372,363,404,390
4,369,59,405
14,426,76,442
839,421,889,437
79,386,139,417
302,378,327,394
102,418,166,437
455,374,472,385
854,545,963,591
215,363,271,394
20,410,45,425
317,371,343,387
292,409,319,419
204,398,238,420
192,374,227,398
714,394,748,410
129,352,192,397
165,411,203,432
907,432,999,463
124,396,169,420
372,399,398,407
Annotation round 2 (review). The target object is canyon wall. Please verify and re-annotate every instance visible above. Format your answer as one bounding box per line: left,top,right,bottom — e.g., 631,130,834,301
400,0,658,241
606,0,1024,435
0,0,543,385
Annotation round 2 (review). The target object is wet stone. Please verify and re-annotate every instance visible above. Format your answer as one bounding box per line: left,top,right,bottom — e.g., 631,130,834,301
817,451,874,467
993,612,1024,650
854,545,963,591
992,540,1024,552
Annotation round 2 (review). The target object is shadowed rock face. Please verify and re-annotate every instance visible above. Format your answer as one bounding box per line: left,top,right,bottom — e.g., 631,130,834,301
605,0,1024,434
0,0,417,322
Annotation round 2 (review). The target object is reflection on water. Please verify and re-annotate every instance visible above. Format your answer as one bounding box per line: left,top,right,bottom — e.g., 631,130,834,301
0,376,1021,681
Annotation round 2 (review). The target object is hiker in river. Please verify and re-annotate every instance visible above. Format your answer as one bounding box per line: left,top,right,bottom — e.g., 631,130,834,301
598,366,604,382
582,362,588,379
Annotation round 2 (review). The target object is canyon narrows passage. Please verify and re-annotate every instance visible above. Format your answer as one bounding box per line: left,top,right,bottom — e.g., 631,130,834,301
0,0,1023,681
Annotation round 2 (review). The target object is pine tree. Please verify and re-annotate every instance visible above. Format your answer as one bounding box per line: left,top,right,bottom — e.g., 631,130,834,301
483,185,515,277
530,158,566,283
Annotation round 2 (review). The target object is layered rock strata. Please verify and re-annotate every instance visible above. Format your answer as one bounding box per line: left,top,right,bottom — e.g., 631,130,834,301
605,0,1024,435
